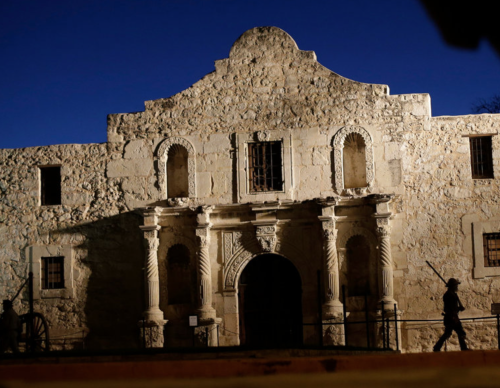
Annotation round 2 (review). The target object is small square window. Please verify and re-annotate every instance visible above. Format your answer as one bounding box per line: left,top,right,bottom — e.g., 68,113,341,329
483,233,500,268
470,137,494,179
248,141,283,192
41,257,65,289
40,166,61,205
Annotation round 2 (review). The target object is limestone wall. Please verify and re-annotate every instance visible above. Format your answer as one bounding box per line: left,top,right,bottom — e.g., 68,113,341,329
105,27,429,207
0,143,144,349
396,113,500,352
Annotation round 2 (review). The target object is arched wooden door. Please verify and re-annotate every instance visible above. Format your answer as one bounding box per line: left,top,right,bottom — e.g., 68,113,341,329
238,254,303,348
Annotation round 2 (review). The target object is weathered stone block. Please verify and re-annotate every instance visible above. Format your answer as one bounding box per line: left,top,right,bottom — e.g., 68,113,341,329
124,139,150,159
106,159,153,177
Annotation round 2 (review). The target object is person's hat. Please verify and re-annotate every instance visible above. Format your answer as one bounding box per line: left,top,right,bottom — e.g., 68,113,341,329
2,299,12,307
446,278,461,287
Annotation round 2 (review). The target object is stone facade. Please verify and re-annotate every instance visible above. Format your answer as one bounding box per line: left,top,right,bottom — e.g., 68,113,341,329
1,27,500,352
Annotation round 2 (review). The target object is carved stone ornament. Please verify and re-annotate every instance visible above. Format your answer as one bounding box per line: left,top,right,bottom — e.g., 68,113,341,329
167,197,189,207
332,126,374,193
256,130,271,142
256,235,277,252
156,137,196,199
255,224,277,252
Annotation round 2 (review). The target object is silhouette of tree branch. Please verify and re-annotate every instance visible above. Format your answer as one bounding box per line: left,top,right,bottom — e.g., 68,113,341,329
471,94,500,114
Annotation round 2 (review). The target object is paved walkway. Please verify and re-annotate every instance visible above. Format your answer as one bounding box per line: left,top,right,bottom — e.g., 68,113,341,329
1,350,500,387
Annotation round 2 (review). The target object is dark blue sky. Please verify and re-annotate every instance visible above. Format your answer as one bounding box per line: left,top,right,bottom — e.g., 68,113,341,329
1,0,499,149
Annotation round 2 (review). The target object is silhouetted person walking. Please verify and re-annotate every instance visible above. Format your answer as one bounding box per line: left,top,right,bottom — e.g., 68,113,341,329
433,278,468,351
0,299,21,354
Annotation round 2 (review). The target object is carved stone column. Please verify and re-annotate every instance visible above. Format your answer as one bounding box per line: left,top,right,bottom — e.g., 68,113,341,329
375,219,397,309
317,199,345,346
195,206,221,346
196,226,216,320
142,227,163,321
319,217,343,317
139,210,167,348
317,200,343,318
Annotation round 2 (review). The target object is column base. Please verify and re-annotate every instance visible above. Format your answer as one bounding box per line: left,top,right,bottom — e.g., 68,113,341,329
197,306,218,321
322,312,349,346
379,297,397,310
138,319,168,348
322,300,344,319
375,308,403,351
195,317,222,347
143,307,165,322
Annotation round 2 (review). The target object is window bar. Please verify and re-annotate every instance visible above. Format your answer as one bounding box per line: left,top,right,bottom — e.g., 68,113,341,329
259,144,264,190
269,142,274,190
476,138,481,177
478,138,483,177
251,144,255,190
481,138,485,176
472,138,480,177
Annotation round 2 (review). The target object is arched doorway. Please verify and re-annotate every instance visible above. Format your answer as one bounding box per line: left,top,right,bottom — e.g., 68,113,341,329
238,254,303,347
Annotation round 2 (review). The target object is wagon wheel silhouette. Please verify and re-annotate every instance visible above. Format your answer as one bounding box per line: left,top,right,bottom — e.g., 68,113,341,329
20,312,50,352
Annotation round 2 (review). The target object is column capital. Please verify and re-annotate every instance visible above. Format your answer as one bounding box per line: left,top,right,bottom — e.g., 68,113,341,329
375,225,392,237
374,213,392,232
319,216,338,240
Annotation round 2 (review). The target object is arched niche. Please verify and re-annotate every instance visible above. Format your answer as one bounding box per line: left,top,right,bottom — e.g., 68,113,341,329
167,144,189,198
345,235,371,296
166,244,193,305
156,137,196,199
332,126,374,193
337,226,378,299
343,133,367,189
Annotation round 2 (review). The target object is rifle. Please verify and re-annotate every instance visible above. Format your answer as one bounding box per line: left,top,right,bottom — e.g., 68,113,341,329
425,261,447,285
10,277,29,302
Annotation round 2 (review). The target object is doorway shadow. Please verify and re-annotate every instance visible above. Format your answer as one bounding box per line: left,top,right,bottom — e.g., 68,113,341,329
238,254,303,348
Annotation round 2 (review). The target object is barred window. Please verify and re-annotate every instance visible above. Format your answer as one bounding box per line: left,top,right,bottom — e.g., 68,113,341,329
40,166,61,205
470,136,494,179
248,142,283,192
484,233,500,267
41,257,65,289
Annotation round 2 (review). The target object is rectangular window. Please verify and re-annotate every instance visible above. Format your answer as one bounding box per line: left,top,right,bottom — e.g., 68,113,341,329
470,136,494,179
40,166,61,205
248,141,283,192
41,256,65,289
483,233,500,267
